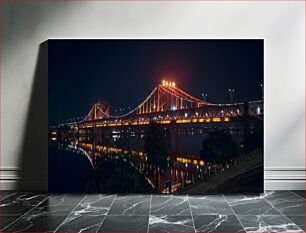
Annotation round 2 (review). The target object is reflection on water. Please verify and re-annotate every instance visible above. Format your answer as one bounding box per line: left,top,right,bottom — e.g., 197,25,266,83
49,140,211,194
49,125,250,194
48,143,93,193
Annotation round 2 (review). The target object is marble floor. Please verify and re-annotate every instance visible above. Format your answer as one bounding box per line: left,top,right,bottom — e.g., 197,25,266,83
0,191,304,232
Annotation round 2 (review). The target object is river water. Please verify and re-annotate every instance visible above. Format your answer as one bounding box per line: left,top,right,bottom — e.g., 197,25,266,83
49,127,246,194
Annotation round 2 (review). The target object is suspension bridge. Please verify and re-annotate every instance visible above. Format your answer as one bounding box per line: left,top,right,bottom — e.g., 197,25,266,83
50,81,263,153
64,80,263,128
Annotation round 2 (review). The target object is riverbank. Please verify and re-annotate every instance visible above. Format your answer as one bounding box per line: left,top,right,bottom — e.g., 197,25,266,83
177,150,263,194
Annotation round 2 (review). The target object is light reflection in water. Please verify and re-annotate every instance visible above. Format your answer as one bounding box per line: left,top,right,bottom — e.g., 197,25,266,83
49,126,244,193
64,140,209,194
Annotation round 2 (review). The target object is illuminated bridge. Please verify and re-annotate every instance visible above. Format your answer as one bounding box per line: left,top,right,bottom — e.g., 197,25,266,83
53,81,263,153
72,80,263,128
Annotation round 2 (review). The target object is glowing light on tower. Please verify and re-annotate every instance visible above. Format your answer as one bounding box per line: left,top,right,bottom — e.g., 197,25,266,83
162,80,176,87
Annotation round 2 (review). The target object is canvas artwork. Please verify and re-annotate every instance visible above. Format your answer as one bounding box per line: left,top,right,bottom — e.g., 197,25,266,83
48,40,263,194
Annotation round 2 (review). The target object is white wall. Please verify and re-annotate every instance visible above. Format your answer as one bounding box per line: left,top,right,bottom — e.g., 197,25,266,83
1,1,304,190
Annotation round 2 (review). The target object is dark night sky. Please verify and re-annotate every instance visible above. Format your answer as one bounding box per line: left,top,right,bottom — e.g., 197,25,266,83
48,39,263,124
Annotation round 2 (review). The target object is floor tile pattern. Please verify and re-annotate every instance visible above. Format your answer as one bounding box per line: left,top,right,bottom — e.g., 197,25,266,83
0,191,304,232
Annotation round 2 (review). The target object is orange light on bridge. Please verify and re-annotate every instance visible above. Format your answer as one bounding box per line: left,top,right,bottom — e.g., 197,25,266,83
160,120,171,124
192,119,198,123
212,117,221,122
199,160,204,166
224,117,230,122
162,80,176,87
176,119,191,124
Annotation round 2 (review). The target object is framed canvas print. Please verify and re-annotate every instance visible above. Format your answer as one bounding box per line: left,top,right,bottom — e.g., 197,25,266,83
48,39,263,194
